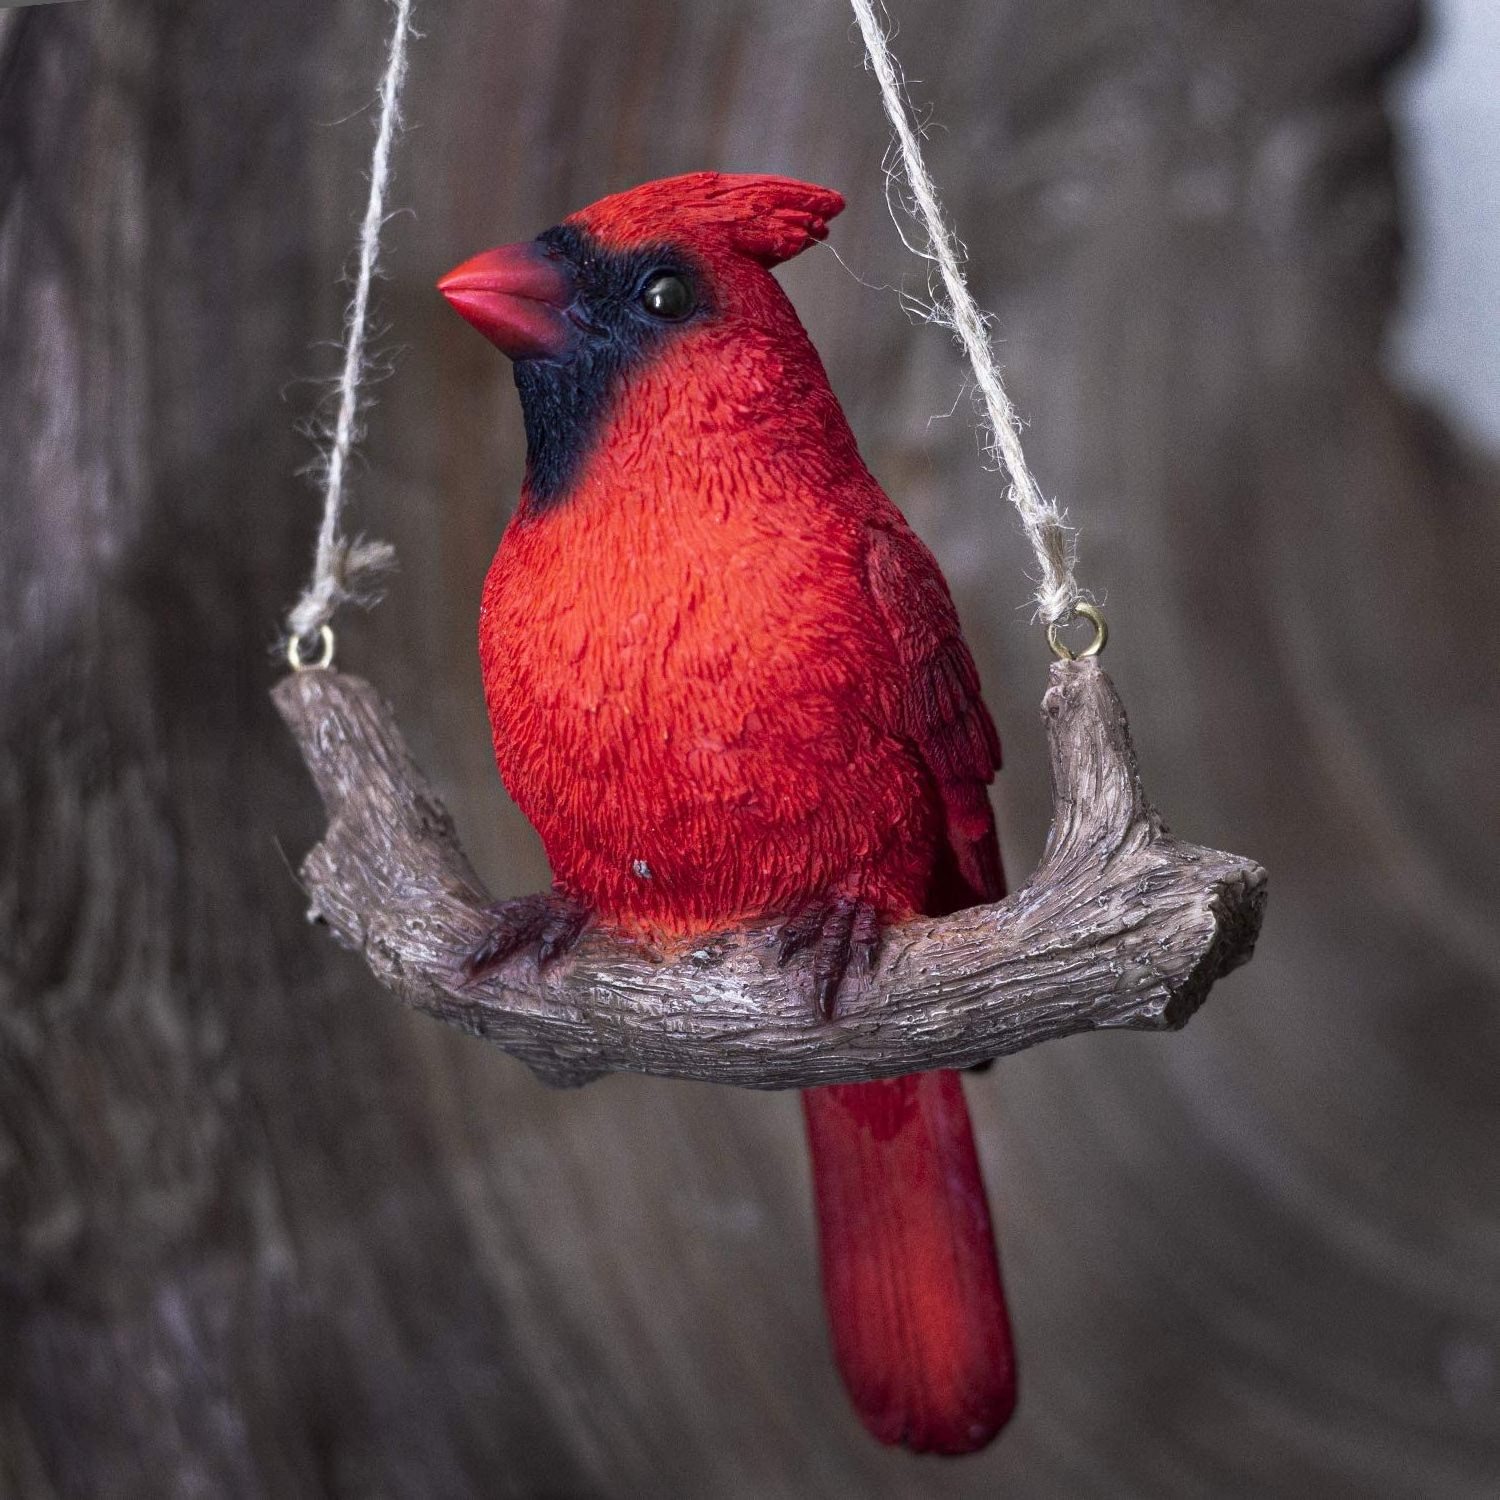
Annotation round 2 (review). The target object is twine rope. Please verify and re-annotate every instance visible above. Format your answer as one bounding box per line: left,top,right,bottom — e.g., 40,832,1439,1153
287,0,415,647
848,0,1084,625
288,0,1083,643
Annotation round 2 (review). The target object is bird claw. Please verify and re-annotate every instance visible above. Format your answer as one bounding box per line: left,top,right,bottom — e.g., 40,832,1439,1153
776,897,882,1020
462,891,589,982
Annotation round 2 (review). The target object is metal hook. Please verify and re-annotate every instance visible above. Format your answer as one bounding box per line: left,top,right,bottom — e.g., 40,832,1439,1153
1047,602,1108,661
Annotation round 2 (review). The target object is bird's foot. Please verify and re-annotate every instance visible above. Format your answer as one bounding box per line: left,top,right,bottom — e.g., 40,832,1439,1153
776,896,882,1020
462,890,589,982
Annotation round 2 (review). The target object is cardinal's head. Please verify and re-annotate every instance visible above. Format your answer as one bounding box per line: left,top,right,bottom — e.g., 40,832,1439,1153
438,172,846,506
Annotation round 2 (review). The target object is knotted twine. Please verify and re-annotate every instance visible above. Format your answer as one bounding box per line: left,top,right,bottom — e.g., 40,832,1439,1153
286,0,414,652
848,0,1085,627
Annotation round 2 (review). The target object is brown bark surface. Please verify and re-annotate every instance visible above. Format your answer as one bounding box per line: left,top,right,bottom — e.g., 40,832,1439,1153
3,0,1498,1495
273,661,1263,1090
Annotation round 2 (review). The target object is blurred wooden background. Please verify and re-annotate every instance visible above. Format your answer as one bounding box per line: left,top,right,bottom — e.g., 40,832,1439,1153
3,0,1498,1494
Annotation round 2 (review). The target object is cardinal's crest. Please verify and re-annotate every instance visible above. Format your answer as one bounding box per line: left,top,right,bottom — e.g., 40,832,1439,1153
570,172,845,267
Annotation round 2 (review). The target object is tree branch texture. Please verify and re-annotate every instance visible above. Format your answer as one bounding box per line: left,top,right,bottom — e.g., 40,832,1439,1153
273,659,1266,1091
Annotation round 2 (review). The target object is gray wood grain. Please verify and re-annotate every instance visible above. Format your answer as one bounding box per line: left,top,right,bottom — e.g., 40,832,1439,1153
273,661,1263,1090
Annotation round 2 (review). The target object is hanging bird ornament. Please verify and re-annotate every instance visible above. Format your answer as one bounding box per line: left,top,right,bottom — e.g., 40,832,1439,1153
276,0,1264,1464
440,173,1015,1451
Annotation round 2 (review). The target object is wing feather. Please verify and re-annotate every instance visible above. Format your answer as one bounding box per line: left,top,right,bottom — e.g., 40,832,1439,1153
863,519,1004,913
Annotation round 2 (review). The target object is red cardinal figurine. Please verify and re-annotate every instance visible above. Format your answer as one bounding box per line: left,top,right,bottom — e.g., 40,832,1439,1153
439,172,1016,1455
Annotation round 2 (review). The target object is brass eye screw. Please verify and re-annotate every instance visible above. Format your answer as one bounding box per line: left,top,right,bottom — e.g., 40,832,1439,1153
288,624,336,672
1046,602,1108,661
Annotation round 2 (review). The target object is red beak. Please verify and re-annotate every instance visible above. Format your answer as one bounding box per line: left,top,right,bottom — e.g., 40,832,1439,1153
437,241,577,361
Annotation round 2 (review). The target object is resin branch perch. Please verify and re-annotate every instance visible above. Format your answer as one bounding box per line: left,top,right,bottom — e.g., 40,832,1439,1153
273,661,1265,1090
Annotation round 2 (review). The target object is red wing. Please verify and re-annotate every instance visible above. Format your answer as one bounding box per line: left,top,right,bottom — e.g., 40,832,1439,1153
863,519,1004,913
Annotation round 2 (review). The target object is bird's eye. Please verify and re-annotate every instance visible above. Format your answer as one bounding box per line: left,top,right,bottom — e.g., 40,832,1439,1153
640,273,694,321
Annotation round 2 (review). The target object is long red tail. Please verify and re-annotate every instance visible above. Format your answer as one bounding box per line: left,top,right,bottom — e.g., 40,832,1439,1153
801,1069,1015,1454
